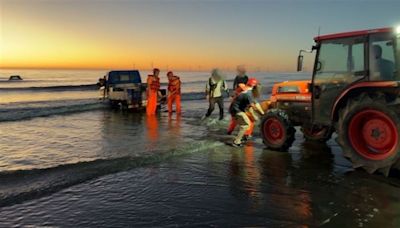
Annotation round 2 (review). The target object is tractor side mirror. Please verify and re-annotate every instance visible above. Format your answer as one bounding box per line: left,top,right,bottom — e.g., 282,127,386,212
297,55,304,72
316,61,322,72
297,49,313,72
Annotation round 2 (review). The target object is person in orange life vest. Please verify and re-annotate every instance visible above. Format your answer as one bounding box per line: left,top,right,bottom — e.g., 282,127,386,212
167,71,181,113
146,68,162,115
227,78,263,142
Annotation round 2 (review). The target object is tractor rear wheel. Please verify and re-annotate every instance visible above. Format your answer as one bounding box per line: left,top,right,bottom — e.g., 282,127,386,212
337,93,400,175
261,109,295,151
301,125,332,142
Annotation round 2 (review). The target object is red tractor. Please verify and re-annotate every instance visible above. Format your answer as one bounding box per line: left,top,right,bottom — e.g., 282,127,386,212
261,27,400,175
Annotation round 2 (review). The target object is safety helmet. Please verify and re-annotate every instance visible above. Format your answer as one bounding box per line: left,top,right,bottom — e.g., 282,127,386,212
247,78,258,87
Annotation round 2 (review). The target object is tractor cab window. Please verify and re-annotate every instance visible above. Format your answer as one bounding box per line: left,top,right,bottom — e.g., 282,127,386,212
312,36,365,125
369,33,396,81
315,36,365,84
397,35,400,79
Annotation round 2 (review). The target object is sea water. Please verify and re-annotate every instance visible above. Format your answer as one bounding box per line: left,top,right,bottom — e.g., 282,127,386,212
1,69,399,227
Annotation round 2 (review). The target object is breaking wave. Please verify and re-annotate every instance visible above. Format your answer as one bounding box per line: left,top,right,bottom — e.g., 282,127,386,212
0,84,98,92
0,140,223,208
0,99,107,122
0,86,274,122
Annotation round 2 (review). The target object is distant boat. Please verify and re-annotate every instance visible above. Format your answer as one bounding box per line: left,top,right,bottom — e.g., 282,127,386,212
8,75,23,81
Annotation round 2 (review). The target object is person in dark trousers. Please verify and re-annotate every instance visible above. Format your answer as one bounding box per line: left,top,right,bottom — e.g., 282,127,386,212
204,69,229,120
232,65,249,90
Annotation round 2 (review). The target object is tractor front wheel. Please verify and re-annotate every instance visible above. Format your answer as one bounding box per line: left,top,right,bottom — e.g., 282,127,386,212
261,109,295,151
337,93,400,175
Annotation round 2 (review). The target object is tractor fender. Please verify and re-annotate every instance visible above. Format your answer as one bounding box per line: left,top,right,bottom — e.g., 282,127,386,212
330,81,398,121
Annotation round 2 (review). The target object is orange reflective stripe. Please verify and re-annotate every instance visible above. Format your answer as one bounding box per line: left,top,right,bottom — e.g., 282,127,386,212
148,75,160,91
168,76,181,94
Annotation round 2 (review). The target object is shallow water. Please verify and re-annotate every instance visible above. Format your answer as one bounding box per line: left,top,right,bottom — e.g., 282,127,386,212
1,126,400,227
1,69,399,227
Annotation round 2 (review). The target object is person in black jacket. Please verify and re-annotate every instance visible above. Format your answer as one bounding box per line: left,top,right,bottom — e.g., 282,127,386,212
232,65,248,90
229,79,258,147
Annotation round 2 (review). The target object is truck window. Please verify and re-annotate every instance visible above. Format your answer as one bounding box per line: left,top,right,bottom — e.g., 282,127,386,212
108,71,142,84
120,74,130,82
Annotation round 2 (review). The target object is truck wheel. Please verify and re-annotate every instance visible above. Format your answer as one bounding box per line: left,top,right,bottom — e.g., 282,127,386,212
110,101,119,109
301,125,332,142
121,101,128,110
337,93,400,175
260,109,295,151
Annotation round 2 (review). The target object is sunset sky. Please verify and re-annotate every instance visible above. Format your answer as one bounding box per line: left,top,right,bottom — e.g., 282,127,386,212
1,0,400,71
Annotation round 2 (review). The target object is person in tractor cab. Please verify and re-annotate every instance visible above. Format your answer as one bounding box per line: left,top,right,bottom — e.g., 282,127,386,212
228,79,257,147
233,65,249,90
146,68,162,115
371,45,395,80
204,68,229,120
167,71,181,114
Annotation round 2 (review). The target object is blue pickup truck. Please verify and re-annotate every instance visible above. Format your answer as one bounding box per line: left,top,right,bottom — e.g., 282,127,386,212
101,70,165,110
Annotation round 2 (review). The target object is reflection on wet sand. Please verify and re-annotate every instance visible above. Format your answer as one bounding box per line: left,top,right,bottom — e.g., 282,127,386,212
229,142,262,211
295,141,336,181
146,115,159,143
228,141,313,225
100,111,146,157
168,113,181,137
260,148,313,225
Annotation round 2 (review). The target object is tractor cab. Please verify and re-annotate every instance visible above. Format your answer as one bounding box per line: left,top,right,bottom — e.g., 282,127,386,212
298,27,400,126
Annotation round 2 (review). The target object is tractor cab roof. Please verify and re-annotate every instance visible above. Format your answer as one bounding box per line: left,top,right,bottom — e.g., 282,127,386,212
314,27,392,42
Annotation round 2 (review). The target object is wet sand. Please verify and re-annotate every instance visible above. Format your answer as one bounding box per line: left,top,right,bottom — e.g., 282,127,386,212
1,110,400,227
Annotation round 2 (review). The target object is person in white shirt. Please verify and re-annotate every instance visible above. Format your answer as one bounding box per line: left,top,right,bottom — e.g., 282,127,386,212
204,69,229,120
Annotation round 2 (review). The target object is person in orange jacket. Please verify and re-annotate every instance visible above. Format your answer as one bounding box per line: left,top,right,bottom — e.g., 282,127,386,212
167,71,181,113
146,68,162,115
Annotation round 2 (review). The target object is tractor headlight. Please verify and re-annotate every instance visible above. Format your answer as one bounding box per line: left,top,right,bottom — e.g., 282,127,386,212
396,25,400,35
